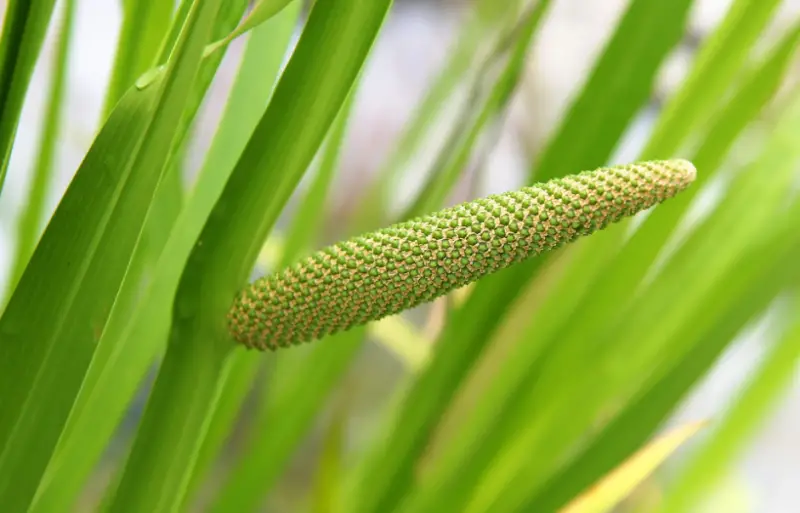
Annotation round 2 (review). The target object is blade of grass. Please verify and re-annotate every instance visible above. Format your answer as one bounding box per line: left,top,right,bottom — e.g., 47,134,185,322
561,422,706,513
279,81,358,268
0,0,222,508
0,0,58,191
209,329,366,513
102,0,174,116
517,211,800,512
487,0,790,419
183,348,262,507
532,20,800,379
425,18,800,509
30,7,301,511
449,22,800,483
6,0,76,297
106,1,392,511
353,0,516,231
134,0,249,281
206,0,295,54
642,0,783,158
401,0,551,220
141,149,186,269
347,4,694,512
661,298,800,512
169,0,250,159
156,0,193,63
127,0,197,274
310,397,349,513
0,83,162,510
209,80,396,512
532,0,693,182
463,88,800,513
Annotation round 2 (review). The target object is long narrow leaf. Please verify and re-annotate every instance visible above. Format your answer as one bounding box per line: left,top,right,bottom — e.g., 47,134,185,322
206,0,296,54
642,0,783,158
7,0,76,296
465,88,800,513
561,422,706,513
32,6,301,512
355,0,518,231
106,1,392,511
102,0,173,116
402,0,551,220
351,3,695,511
0,0,58,191
662,299,800,512
0,82,161,510
0,0,220,508
434,18,800,507
210,330,366,512
519,209,800,512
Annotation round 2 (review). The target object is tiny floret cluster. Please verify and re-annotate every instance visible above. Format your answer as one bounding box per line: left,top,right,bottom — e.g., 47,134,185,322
228,160,696,350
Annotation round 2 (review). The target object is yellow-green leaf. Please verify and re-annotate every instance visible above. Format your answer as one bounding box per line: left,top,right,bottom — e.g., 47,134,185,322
561,422,706,513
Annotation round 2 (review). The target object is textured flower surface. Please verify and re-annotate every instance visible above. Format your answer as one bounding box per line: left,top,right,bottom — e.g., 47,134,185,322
229,159,696,350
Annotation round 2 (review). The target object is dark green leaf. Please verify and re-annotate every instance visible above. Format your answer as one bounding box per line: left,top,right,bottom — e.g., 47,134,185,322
0,0,58,191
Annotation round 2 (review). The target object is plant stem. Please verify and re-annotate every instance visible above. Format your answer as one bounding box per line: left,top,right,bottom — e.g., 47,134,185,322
106,334,232,513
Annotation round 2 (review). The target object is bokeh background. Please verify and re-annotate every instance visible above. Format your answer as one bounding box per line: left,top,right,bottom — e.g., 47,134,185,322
3,0,800,511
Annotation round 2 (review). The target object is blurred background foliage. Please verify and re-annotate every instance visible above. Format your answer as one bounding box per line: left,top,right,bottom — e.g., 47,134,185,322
1,0,800,511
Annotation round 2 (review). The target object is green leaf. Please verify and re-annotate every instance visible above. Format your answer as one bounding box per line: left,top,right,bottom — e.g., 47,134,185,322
155,0,192,62
533,0,693,182
0,82,160,512
463,89,800,513
425,17,800,510
518,208,800,513
6,0,76,297
353,0,516,232
169,0,250,156
206,0,296,54
540,19,800,374
105,0,391,510
183,348,262,508
279,80,359,267
642,0,783,158
208,78,369,513
348,2,694,511
0,0,220,508
401,0,551,220
210,330,365,512
0,0,58,191
30,6,301,511
311,397,350,513
662,298,800,512
561,422,706,513
103,0,174,116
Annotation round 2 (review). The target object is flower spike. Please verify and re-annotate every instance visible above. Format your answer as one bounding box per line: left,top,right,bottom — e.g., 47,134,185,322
229,159,696,350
